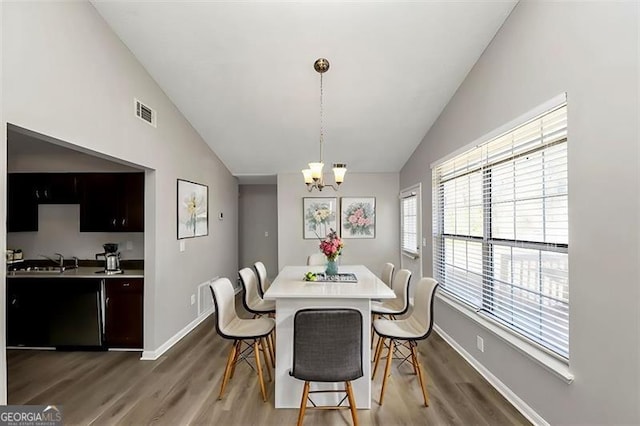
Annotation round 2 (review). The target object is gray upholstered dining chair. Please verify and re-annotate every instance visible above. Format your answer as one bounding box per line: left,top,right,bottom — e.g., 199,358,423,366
209,277,275,402
290,308,363,426
372,277,439,407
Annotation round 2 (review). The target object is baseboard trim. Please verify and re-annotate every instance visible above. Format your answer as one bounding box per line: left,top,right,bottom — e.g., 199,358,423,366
140,284,240,361
433,324,549,426
141,307,214,361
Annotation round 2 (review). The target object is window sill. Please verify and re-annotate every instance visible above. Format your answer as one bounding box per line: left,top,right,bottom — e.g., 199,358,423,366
436,291,575,384
402,251,419,260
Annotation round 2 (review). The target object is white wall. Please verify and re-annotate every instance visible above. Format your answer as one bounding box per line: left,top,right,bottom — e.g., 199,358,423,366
400,1,639,424
2,1,239,355
239,184,278,277
277,172,400,275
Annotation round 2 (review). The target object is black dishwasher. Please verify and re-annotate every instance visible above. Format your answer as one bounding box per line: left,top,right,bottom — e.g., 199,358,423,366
7,278,103,348
49,279,102,348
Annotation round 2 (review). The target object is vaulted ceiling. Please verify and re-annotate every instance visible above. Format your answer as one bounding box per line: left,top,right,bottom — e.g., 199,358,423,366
92,1,517,180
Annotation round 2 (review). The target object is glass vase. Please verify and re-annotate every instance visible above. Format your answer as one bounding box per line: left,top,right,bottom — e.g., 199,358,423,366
325,258,339,276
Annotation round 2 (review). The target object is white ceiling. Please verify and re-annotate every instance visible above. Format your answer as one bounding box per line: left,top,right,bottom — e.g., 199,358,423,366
92,1,516,179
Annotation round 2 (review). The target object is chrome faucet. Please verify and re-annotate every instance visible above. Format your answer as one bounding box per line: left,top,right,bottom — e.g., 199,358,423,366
54,253,64,268
39,253,65,271
72,256,79,269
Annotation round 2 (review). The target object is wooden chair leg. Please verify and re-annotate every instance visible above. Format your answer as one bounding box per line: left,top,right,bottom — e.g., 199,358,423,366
229,340,241,379
411,344,430,407
370,314,378,349
379,339,395,405
408,342,418,375
218,340,237,400
345,381,359,426
254,341,268,402
260,338,272,382
267,333,276,366
372,336,385,380
296,381,310,426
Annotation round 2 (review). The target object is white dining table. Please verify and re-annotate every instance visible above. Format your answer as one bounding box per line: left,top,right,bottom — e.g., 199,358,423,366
263,264,395,409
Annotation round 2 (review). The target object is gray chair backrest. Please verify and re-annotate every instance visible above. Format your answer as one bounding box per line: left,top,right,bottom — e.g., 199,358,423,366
253,261,270,297
381,262,395,287
291,309,363,383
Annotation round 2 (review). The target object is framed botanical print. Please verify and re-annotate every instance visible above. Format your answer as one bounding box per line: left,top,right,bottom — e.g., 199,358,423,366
341,197,375,239
303,197,338,239
177,179,209,239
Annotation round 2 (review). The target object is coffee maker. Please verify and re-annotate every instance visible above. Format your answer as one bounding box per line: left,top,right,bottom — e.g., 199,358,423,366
96,243,122,274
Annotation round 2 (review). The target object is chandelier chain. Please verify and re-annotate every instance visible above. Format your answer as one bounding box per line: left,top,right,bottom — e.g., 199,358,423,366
319,72,324,163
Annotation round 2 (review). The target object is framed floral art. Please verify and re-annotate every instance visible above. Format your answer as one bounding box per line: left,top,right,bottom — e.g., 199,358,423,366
303,197,338,239
341,197,375,239
177,179,209,239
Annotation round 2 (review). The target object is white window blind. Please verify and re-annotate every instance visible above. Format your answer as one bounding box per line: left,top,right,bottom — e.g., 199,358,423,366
402,194,418,255
432,103,569,358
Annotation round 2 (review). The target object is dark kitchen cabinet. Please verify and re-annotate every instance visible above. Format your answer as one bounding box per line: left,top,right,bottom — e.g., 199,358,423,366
7,278,101,348
80,173,144,232
7,278,50,346
33,173,80,204
7,173,80,232
7,174,39,232
104,278,143,348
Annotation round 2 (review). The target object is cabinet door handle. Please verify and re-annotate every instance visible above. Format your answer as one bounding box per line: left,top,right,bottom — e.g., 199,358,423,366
44,189,49,198
123,283,130,287
122,218,126,226
35,190,40,199
112,218,116,227
106,297,109,308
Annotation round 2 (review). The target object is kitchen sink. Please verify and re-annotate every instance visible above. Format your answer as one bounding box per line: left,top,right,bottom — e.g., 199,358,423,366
10,266,66,273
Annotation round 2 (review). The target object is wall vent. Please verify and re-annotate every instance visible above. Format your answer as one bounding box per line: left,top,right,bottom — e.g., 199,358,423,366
134,98,156,127
198,278,217,316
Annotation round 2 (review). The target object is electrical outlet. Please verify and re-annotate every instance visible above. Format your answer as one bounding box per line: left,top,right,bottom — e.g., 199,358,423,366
477,336,484,353
179,240,185,252
191,294,196,305
265,231,269,237
422,237,427,247
126,241,133,251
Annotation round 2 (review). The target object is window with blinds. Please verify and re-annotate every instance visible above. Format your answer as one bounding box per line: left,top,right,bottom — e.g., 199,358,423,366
432,103,569,358
401,194,418,255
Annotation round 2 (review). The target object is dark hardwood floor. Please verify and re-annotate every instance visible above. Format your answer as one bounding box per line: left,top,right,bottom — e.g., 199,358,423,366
8,308,530,426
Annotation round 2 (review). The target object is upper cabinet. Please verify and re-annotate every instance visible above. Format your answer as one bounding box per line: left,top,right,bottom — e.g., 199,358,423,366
32,173,80,204
7,172,144,233
80,173,145,233
7,174,39,232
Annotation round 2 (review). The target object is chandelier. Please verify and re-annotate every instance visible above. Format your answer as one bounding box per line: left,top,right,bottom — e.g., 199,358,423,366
302,58,347,191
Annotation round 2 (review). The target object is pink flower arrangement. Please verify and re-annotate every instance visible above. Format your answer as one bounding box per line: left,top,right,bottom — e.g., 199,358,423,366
319,229,344,261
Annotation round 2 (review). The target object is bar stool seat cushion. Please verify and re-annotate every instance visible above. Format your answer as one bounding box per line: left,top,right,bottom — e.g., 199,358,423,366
222,317,275,339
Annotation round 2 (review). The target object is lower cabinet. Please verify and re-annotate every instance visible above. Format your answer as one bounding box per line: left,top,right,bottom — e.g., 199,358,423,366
7,277,144,349
7,278,102,348
7,279,50,347
104,278,143,349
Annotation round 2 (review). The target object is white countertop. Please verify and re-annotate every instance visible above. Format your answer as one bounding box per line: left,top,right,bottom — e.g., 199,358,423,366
264,265,395,300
